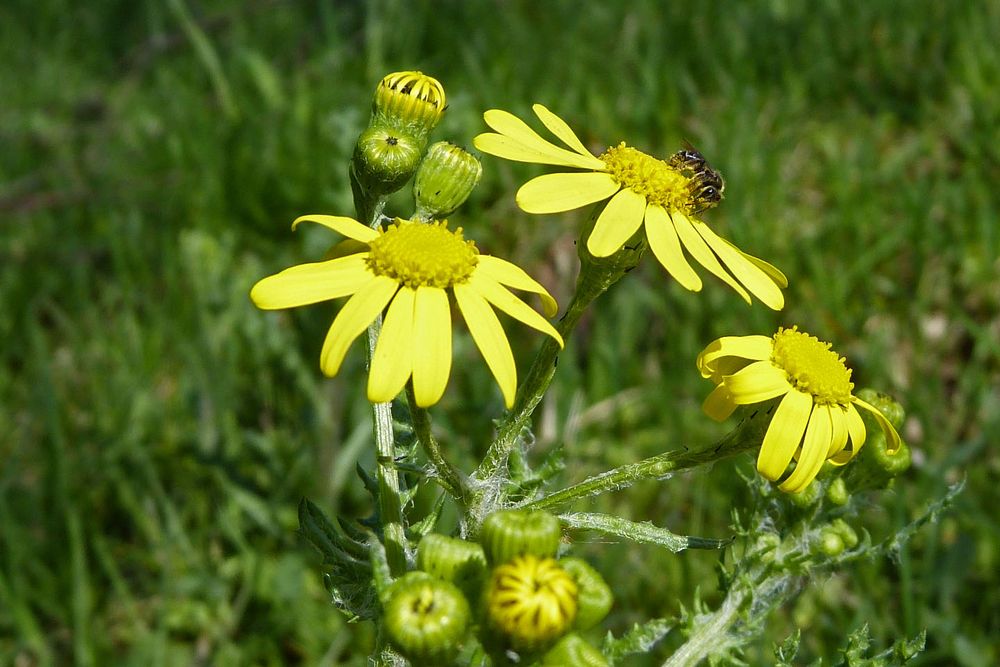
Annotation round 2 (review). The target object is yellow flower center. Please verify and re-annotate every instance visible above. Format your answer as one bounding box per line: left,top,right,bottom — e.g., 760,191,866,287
599,143,692,211
771,327,854,404
487,555,577,649
366,220,478,289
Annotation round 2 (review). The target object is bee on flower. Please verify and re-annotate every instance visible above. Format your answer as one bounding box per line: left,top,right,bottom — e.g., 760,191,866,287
474,104,786,310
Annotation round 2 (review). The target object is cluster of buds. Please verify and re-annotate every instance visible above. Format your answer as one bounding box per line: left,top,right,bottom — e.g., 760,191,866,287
351,71,481,218
382,509,613,665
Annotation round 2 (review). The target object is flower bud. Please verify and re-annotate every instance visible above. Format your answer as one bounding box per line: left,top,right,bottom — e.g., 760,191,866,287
829,518,858,549
541,633,609,666
417,533,487,601
413,142,483,220
815,528,845,557
480,509,562,565
558,558,613,631
785,475,822,508
844,390,911,491
352,126,424,198
484,555,577,652
372,70,446,141
825,477,850,506
383,572,470,665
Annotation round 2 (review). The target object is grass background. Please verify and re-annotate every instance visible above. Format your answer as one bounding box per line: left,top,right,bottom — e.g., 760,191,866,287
1,0,998,664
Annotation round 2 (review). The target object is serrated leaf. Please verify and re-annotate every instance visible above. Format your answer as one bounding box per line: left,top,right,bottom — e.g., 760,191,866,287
560,512,731,553
602,617,673,664
298,498,370,564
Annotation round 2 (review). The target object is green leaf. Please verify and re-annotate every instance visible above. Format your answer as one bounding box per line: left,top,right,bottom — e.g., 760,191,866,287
560,512,731,553
602,618,673,664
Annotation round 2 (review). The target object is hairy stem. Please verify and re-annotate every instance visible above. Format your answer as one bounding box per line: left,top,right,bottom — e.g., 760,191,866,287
523,411,770,511
406,383,468,502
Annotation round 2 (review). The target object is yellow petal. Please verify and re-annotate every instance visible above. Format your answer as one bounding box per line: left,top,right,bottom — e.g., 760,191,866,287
831,403,868,465
757,389,813,480
779,403,833,493
691,220,785,310
476,255,559,317
368,287,415,404
411,286,452,407
697,335,773,379
723,360,791,404
854,397,902,454
670,212,751,304
467,272,563,347
702,384,737,421
585,187,647,257
827,405,850,458
531,103,597,158
250,254,371,310
292,215,379,243
475,119,604,170
453,283,516,408
516,172,620,214
319,275,398,377
644,205,702,292
726,240,789,288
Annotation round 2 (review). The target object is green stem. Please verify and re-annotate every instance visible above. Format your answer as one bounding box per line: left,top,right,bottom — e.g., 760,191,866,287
523,411,770,511
405,383,468,502
471,235,642,497
356,190,407,575
661,587,748,667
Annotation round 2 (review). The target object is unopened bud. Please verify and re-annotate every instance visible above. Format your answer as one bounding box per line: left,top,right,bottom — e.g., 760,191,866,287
373,70,446,141
414,142,482,220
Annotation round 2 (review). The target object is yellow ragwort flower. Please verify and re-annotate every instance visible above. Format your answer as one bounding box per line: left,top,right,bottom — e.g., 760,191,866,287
251,216,562,408
473,104,786,310
697,327,902,493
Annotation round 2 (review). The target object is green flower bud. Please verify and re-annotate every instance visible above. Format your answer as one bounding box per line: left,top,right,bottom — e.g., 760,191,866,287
372,70,446,141
825,477,850,506
541,633,609,667
383,572,470,665
417,533,487,602
480,509,562,565
413,142,483,220
829,518,859,549
484,555,577,652
352,126,424,198
816,528,845,557
558,558,613,631
753,532,782,563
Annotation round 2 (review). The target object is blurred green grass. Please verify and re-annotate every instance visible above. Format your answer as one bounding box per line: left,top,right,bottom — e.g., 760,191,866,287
1,0,997,664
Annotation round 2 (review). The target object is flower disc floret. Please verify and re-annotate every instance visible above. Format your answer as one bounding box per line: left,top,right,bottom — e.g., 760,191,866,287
599,143,691,212
367,220,478,289
771,327,854,404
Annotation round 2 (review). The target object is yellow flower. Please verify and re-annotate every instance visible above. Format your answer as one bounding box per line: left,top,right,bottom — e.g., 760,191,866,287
697,327,902,493
251,216,562,408
473,104,786,310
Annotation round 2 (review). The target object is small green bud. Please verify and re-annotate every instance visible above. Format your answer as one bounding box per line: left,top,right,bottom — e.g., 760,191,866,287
383,572,470,665
413,142,483,220
816,528,845,557
480,509,562,565
417,533,487,602
352,126,424,198
558,558,613,631
753,532,782,563
829,518,859,549
372,71,446,141
825,477,850,506
484,555,577,652
541,633,609,666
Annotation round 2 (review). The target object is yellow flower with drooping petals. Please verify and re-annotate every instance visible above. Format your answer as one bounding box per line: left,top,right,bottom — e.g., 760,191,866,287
697,327,902,493
473,104,786,310
251,216,562,408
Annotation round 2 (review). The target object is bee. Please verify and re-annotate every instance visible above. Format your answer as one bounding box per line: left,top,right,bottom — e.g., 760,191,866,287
668,144,725,213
